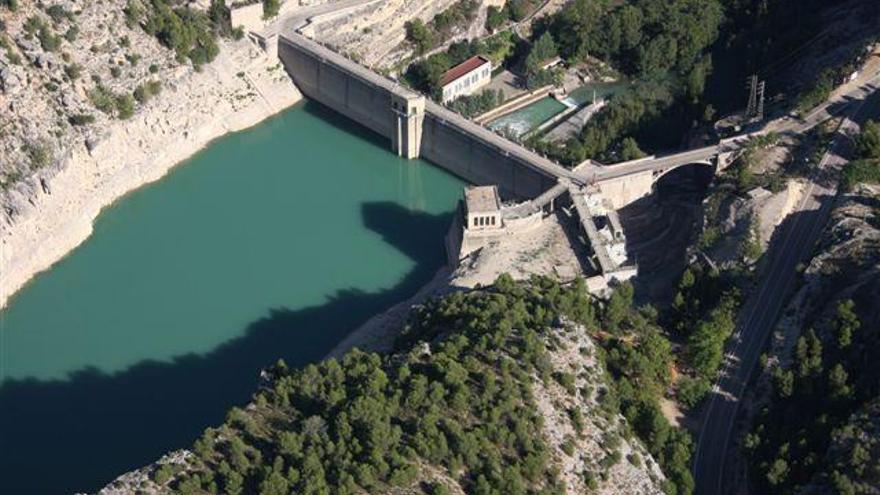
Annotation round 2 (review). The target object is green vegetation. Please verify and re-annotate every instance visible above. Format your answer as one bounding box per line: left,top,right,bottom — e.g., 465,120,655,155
45,4,74,24
0,34,22,64
795,69,835,117
527,0,724,164
532,81,676,165
0,0,18,11
64,25,79,42
404,0,478,55
24,15,62,52
485,6,506,32
134,80,163,104
855,120,880,159
68,113,96,126
666,264,741,408
842,120,880,191
484,0,541,31
746,299,879,494
522,32,560,89
23,140,52,170
448,89,504,118
138,0,222,68
262,0,280,19
116,93,136,119
404,32,516,99
619,137,646,161
794,58,863,118
156,276,695,495
721,133,781,193
89,85,137,120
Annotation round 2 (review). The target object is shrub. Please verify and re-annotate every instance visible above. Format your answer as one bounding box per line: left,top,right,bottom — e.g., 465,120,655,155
23,141,51,169
64,25,78,42
68,113,96,126
133,80,162,104
115,94,135,119
64,64,82,81
676,376,710,409
262,0,280,19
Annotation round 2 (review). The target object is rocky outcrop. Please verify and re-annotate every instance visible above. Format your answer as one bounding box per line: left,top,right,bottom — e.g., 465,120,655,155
0,3,301,308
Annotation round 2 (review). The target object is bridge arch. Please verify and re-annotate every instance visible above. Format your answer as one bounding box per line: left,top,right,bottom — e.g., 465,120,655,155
650,160,717,182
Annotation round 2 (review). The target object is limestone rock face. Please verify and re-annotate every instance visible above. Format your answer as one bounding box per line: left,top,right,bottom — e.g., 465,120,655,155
0,1,302,309
0,64,25,94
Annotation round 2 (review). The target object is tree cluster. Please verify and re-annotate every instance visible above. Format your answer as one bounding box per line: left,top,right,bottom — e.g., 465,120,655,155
529,0,723,163
128,0,225,68
522,32,560,90
157,276,698,495
598,282,695,495
842,120,880,191
746,298,880,494
448,89,504,118
484,0,541,32
404,0,479,55
404,33,516,99
665,264,741,409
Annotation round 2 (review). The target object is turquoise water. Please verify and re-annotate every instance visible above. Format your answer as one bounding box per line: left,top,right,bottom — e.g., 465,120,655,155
487,97,568,137
0,101,464,493
486,82,629,138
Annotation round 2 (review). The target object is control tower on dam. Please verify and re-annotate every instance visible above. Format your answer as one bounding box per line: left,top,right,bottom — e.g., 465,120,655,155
277,33,563,199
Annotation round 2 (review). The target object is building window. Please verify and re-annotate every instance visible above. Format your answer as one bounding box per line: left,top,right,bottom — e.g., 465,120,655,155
490,216,495,226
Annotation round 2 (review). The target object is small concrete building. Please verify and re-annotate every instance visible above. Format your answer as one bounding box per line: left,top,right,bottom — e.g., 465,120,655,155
441,56,492,103
464,185,502,231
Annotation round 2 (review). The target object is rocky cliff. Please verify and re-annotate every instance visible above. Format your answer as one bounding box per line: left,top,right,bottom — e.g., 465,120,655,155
0,1,300,308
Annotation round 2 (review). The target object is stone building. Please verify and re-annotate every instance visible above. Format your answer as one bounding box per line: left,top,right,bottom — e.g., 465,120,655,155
440,56,492,103
464,185,502,231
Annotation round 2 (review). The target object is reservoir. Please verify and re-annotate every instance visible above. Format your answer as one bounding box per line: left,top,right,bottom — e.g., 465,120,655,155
0,101,465,493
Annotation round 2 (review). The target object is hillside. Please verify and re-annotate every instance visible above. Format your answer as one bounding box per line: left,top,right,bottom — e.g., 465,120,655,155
96,276,701,495
743,182,880,494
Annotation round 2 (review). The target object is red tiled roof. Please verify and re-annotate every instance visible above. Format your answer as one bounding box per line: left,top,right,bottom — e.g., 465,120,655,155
440,56,491,87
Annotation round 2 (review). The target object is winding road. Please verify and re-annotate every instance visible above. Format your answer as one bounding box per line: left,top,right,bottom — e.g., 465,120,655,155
691,74,880,495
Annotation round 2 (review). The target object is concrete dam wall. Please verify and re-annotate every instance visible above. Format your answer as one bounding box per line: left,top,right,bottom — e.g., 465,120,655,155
277,33,566,199
420,103,560,198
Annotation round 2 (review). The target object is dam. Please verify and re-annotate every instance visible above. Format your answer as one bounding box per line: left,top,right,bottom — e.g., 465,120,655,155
277,32,572,199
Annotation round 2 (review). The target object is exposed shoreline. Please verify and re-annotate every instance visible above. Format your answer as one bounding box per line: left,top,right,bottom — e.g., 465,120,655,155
0,39,302,310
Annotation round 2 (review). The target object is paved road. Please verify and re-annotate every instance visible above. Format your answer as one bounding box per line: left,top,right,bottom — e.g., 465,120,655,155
574,70,880,184
691,78,880,495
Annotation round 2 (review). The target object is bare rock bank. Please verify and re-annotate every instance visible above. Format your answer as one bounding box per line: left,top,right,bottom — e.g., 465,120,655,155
0,38,301,308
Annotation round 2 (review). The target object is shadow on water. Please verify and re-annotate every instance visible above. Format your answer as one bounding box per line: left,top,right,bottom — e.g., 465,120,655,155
0,202,452,495
301,100,392,150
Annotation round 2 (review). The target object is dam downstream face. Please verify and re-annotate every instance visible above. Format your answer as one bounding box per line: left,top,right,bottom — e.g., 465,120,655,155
0,101,465,493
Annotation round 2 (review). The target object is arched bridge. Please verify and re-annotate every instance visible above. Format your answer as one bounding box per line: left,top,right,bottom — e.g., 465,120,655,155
571,137,750,208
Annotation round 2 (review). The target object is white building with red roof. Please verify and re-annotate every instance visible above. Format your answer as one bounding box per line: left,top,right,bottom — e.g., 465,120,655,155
440,55,492,103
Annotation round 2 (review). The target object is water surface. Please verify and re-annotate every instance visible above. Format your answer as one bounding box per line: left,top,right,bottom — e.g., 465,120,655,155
0,101,464,493
487,97,568,137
